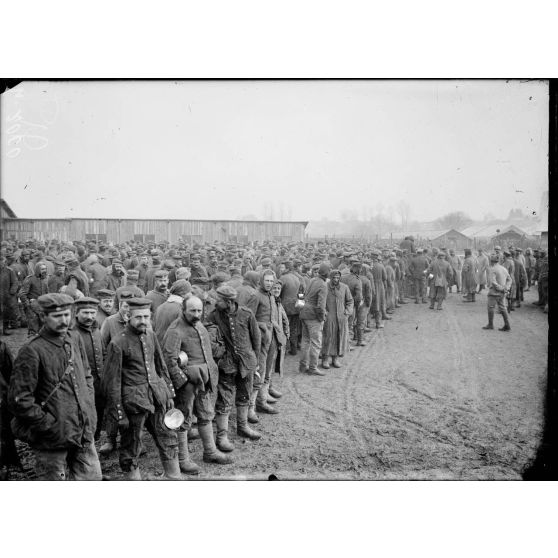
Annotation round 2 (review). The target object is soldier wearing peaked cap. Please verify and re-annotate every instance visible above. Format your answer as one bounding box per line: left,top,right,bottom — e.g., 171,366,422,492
95,289,116,328
145,269,170,314
206,285,263,453
102,297,180,480
73,297,106,441
8,293,102,480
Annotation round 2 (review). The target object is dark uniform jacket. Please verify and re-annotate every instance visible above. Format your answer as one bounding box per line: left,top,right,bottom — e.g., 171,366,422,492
74,321,105,391
20,267,49,305
146,289,169,315
162,316,219,392
408,255,429,279
341,272,363,305
300,276,327,322
102,324,174,422
8,328,97,450
280,271,303,315
208,304,261,377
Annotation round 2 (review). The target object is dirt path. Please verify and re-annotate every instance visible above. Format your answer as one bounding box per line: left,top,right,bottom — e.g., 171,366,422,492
5,288,548,480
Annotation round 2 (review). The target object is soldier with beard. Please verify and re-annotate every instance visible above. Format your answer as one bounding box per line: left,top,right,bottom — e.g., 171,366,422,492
146,269,170,314
104,259,127,292
162,296,233,474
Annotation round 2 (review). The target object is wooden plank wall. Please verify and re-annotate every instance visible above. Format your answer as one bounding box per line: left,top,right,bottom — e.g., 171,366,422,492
2,219,307,243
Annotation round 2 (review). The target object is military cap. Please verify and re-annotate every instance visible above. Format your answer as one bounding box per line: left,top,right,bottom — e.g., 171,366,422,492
97,289,116,299
126,269,139,278
311,263,321,271
170,279,191,297
118,290,136,300
190,253,201,261
210,272,229,284
489,253,499,263
436,252,445,258
349,256,361,264
329,268,342,278
318,263,331,277
154,269,169,278
127,297,153,311
515,247,523,252
260,257,272,265
112,258,123,265
64,256,79,265
74,297,100,309
503,250,511,257
216,285,238,300
389,255,397,261
172,254,183,261
53,259,66,266
37,293,74,313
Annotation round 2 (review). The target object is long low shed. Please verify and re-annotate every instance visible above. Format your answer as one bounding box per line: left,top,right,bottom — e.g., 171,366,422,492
2,218,308,244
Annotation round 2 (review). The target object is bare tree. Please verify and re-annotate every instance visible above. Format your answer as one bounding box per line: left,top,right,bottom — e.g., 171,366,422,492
397,200,411,230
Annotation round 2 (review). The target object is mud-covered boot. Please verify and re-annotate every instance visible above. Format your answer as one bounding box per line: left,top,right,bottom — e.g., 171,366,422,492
125,466,142,481
215,413,234,452
248,388,260,424
199,422,234,465
268,384,283,399
482,310,494,330
355,329,367,346
162,457,182,480
499,311,511,331
99,437,117,456
236,405,262,440
177,431,200,475
256,384,279,414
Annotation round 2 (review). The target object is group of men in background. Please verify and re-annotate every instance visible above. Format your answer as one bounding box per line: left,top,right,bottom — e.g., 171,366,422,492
0,235,549,480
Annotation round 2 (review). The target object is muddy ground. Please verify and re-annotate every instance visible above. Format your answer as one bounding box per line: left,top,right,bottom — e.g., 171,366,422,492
4,287,548,481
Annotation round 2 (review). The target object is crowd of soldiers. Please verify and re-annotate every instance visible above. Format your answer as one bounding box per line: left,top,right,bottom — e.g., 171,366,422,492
0,235,549,480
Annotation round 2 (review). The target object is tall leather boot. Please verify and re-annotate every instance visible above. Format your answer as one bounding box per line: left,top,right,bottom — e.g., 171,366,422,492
248,388,260,424
125,466,142,481
177,430,200,475
199,422,234,465
355,329,366,346
236,405,262,440
499,310,511,331
99,436,117,456
268,384,283,399
162,457,182,480
215,413,234,452
256,384,279,414
482,310,494,329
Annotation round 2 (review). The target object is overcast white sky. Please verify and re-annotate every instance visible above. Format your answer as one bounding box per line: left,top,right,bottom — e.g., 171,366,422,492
1,80,548,223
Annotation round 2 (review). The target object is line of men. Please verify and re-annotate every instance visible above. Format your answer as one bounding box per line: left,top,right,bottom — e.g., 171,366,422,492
0,236,549,479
